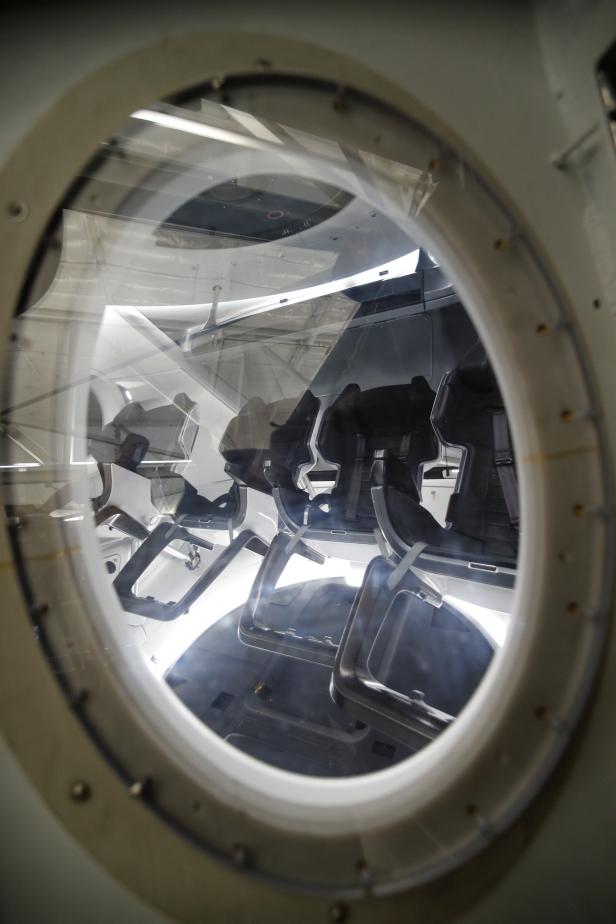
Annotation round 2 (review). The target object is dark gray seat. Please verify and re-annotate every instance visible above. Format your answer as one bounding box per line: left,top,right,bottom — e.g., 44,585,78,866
266,378,437,542
238,379,439,665
371,360,519,566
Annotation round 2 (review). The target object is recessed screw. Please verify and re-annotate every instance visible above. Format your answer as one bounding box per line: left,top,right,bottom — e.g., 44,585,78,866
493,238,507,251
566,601,579,614
572,503,585,517
7,200,28,221
70,780,91,802
560,409,574,422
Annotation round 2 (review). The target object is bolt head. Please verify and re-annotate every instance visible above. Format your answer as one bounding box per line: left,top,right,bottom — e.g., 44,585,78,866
70,780,91,802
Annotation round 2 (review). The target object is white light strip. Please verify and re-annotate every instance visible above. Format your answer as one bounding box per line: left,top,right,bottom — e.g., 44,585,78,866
131,109,276,153
109,248,421,335
184,248,420,334
1,460,187,469
0,462,40,469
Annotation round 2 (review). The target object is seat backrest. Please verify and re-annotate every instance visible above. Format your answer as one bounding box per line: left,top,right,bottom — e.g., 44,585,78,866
317,378,437,526
269,390,320,483
219,391,319,496
432,361,518,558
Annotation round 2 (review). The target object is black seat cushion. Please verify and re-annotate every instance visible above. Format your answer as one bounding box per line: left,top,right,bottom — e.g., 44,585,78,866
312,377,437,530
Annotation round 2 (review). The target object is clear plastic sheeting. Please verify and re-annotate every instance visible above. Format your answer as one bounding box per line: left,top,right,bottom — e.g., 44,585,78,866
1,91,522,888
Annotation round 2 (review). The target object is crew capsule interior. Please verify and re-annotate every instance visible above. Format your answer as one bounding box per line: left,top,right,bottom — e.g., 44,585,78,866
1,4,614,922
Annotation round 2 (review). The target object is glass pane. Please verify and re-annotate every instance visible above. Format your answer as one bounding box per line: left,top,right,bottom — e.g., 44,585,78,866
2,94,518,780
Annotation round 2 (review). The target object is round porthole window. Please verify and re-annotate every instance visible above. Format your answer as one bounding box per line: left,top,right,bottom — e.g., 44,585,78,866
1,75,610,896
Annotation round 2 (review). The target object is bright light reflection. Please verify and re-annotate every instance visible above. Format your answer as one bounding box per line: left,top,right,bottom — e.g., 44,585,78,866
444,594,509,647
278,554,367,589
150,548,368,677
131,108,281,152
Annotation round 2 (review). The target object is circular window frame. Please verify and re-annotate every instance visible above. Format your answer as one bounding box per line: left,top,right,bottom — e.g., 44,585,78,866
0,31,612,920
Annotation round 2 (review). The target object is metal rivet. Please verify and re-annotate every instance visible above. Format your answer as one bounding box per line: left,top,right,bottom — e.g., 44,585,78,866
129,778,150,799
7,200,29,222
70,780,91,802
